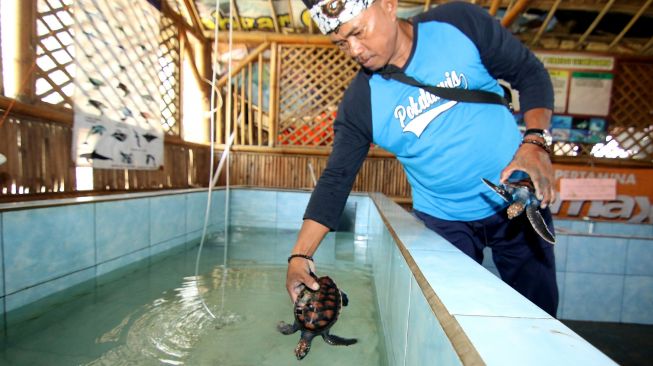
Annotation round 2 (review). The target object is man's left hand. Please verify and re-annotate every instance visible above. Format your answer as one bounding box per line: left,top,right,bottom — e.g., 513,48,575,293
500,142,555,208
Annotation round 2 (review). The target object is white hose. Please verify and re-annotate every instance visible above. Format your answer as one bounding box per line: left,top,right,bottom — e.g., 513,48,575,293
193,0,237,320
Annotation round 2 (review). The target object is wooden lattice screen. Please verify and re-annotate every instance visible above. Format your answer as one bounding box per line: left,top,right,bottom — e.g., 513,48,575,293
277,45,359,146
159,14,181,135
35,0,75,108
607,60,653,161
33,0,181,135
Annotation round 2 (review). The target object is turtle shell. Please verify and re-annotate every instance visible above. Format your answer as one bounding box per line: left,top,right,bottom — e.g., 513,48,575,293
294,276,342,333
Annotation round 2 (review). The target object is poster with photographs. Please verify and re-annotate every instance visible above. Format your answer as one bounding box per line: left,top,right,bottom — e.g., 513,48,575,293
72,0,164,170
515,114,607,144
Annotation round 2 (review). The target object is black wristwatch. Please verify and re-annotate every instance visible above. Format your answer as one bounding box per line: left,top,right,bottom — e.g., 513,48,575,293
523,128,553,147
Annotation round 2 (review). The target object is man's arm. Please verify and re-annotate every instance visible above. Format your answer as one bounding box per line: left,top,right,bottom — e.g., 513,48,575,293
285,72,373,302
500,108,555,207
286,219,330,303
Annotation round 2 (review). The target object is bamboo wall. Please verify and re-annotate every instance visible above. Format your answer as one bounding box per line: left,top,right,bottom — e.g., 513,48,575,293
227,150,411,200
0,104,213,200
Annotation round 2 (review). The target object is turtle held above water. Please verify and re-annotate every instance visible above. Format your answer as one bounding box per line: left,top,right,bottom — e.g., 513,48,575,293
277,273,357,360
482,177,556,244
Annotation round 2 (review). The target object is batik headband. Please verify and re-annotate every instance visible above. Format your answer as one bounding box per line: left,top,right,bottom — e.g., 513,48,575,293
302,0,375,34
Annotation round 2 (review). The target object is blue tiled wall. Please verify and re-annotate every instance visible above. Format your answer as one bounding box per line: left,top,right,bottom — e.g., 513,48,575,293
482,218,653,325
372,194,615,365
0,188,365,316
368,197,463,366
0,189,225,314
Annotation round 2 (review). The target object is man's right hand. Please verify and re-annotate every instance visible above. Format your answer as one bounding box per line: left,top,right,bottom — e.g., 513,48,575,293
286,257,319,303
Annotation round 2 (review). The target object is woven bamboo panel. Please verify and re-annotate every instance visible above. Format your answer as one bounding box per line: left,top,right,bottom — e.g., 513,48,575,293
227,151,411,198
277,45,359,146
35,0,75,108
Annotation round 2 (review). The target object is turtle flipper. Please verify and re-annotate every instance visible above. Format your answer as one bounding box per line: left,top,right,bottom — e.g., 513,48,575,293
341,291,349,307
482,178,513,203
526,205,556,244
322,332,358,346
277,320,299,335
295,331,317,360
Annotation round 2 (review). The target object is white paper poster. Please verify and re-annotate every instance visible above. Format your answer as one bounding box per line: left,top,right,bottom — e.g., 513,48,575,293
72,0,164,170
567,72,613,117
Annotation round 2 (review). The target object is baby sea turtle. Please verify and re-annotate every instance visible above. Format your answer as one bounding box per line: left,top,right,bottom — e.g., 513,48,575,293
482,177,556,244
277,273,357,360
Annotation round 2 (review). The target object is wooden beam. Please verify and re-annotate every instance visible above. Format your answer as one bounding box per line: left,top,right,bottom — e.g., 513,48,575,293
640,36,653,54
530,0,561,47
217,42,270,88
501,0,531,28
489,0,501,16
0,96,72,125
609,0,653,50
182,0,206,40
230,0,245,30
574,0,616,50
161,0,204,41
14,0,36,102
208,30,332,45
268,42,279,147
268,0,280,33
286,0,296,30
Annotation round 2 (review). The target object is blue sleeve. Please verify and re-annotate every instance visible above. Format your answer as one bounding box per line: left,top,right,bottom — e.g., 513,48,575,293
303,72,373,230
416,1,554,112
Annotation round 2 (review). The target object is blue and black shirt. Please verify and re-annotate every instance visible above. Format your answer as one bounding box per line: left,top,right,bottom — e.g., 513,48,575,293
304,1,554,230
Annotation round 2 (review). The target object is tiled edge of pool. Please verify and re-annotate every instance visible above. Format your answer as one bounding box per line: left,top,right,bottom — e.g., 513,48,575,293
368,193,618,366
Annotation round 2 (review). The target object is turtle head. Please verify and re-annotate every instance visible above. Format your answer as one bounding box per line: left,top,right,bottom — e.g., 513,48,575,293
341,291,349,307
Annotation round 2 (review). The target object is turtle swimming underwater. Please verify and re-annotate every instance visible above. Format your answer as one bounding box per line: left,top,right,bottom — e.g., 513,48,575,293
482,177,556,244
277,273,357,360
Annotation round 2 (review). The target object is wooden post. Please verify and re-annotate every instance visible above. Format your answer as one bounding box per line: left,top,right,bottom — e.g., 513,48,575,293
488,0,501,16
268,42,278,147
13,0,37,102
201,38,214,143
530,0,561,47
500,0,531,28
257,53,264,146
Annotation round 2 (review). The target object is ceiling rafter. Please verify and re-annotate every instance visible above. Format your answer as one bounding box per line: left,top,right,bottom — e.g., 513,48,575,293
181,0,206,38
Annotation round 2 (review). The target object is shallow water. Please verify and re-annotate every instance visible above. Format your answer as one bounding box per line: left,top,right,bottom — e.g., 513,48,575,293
0,228,386,365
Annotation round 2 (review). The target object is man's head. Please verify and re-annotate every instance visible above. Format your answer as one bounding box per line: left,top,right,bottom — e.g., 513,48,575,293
303,0,403,71
302,0,375,34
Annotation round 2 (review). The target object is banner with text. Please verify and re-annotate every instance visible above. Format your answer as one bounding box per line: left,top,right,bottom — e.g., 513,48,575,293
552,164,653,224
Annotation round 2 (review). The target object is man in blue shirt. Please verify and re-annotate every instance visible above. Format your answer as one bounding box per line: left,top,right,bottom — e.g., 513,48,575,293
286,0,558,316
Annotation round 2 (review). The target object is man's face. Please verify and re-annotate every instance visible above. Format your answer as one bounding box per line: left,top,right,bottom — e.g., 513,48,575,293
329,0,397,70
